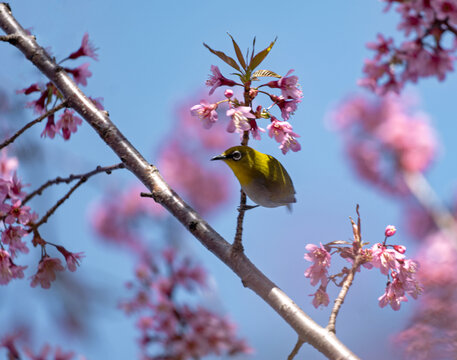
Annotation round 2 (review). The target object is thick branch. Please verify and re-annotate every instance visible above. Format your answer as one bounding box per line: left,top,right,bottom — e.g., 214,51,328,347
0,4,359,359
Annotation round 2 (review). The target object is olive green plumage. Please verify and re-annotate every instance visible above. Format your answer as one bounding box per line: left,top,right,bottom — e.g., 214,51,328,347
211,146,296,209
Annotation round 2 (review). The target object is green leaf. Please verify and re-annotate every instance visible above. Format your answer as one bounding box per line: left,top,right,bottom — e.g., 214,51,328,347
250,37,256,62
203,43,241,72
227,33,246,70
251,69,281,80
248,37,277,72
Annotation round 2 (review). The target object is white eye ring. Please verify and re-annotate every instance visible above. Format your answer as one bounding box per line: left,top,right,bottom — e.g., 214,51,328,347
232,151,242,161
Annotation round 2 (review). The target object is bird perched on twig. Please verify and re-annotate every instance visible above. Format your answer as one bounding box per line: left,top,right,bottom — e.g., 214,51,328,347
211,146,296,210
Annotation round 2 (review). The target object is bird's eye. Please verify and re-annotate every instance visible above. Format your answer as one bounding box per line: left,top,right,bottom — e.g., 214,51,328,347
231,151,242,161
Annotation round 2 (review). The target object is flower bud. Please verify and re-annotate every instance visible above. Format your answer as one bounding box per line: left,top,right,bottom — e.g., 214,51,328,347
393,245,406,254
224,89,234,98
385,225,397,237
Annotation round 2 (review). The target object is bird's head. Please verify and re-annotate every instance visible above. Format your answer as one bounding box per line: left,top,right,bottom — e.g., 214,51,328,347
211,146,260,185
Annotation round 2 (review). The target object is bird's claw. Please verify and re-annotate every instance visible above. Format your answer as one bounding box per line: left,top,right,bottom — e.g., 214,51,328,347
237,204,259,211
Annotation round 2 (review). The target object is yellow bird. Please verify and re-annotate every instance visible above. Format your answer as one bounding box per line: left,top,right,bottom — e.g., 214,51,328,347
211,146,296,209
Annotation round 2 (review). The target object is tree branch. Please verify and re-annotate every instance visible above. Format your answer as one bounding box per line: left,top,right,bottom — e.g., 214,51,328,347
23,163,125,205
403,171,457,249
327,212,362,334
0,100,68,150
0,4,359,359
31,177,86,230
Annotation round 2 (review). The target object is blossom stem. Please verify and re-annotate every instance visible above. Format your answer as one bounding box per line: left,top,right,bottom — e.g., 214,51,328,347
232,89,252,253
30,177,86,231
0,100,68,150
287,338,305,360
23,162,125,205
402,171,457,249
327,213,362,334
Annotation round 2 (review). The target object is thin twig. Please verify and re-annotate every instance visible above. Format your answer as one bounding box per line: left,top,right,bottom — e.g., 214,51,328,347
287,338,305,360
403,171,457,249
0,100,68,150
0,33,21,42
23,162,125,205
233,190,247,252
232,124,251,252
31,177,86,230
327,207,362,334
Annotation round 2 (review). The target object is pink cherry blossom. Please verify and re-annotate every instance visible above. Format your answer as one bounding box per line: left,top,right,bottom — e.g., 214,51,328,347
120,249,250,359
190,100,218,129
68,33,99,61
56,246,84,272
16,83,41,95
226,106,255,135
8,172,27,200
30,256,65,289
25,87,48,114
0,149,18,179
310,287,330,308
385,225,397,237
179,94,233,150
370,243,402,275
56,109,83,140
304,243,331,286
266,118,299,143
89,96,105,110
378,279,409,311
396,232,457,358
279,133,301,155
0,180,8,202
249,119,265,140
206,65,236,95
4,200,32,225
1,225,29,257
270,95,299,121
64,63,92,86
0,250,26,285
393,245,406,254
434,0,457,23
267,69,303,100
366,34,393,60
331,94,437,194
361,1,457,93
41,114,58,139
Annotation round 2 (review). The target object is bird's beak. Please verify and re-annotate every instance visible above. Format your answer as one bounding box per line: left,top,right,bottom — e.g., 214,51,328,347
211,154,227,161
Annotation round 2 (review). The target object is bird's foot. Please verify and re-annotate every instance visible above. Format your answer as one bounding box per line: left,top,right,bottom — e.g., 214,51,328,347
237,204,259,211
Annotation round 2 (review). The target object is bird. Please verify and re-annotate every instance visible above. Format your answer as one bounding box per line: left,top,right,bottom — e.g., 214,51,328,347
211,145,296,210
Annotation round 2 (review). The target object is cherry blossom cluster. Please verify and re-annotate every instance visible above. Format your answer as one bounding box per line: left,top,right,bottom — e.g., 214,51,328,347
393,194,457,357
395,231,457,358
0,150,84,288
0,149,34,285
16,33,101,140
190,38,302,154
1,329,83,360
304,225,422,311
331,94,437,194
360,0,457,94
119,248,252,359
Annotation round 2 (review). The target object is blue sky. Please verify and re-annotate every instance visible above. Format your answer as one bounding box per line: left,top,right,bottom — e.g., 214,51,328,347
1,1,457,359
